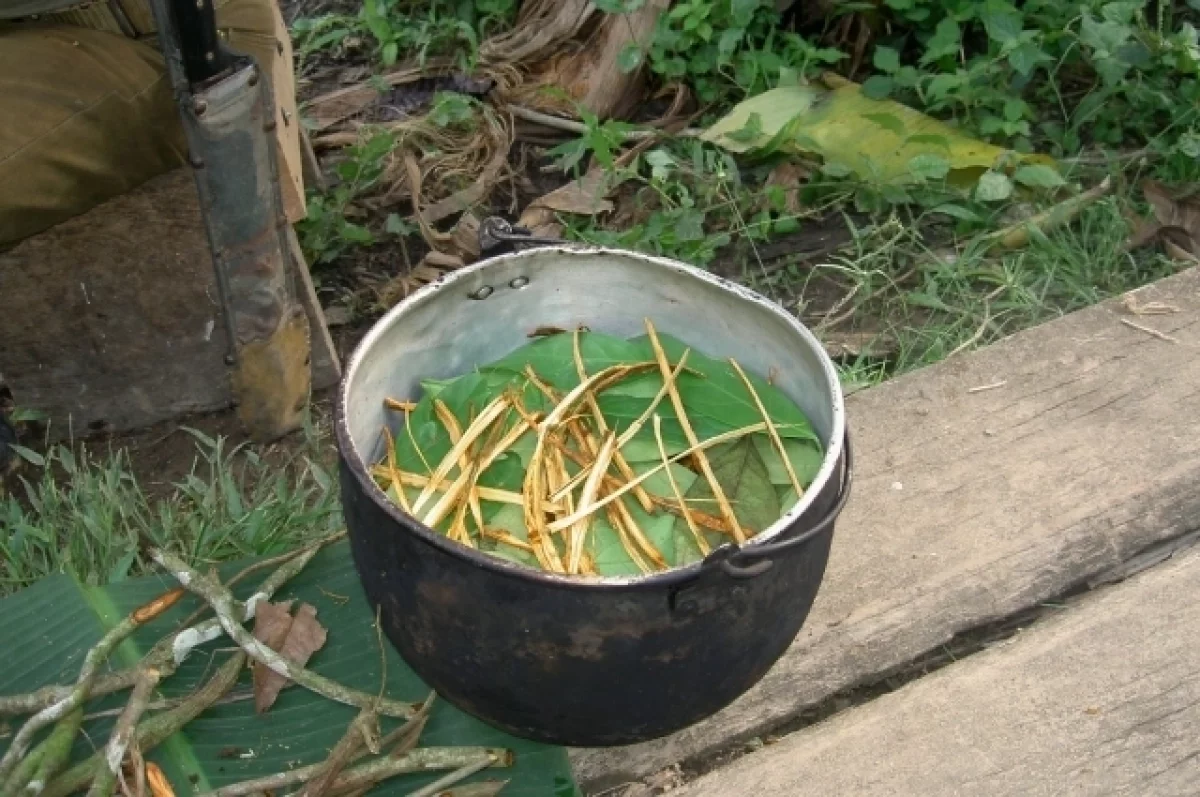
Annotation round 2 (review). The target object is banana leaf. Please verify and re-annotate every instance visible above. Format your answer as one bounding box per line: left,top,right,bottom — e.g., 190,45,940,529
0,543,579,797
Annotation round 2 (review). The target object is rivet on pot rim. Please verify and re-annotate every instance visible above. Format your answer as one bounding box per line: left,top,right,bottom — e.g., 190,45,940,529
469,286,494,300
509,276,529,289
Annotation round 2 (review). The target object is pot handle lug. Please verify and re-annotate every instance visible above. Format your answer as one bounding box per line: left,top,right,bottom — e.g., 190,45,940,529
478,216,565,254
708,430,853,579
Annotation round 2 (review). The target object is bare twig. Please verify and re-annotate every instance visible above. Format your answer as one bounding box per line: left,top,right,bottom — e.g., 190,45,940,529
507,105,688,141
150,550,419,719
654,416,708,557
981,177,1114,250
295,709,378,797
43,654,247,797
644,320,744,543
729,359,803,499
967,381,1008,394
86,668,162,797
175,535,344,631
403,756,496,797
0,673,137,719
547,422,770,533
1120,317,1179,343
0,590,183,784
194,749,510,797
428,782,507,797
1,537,331,721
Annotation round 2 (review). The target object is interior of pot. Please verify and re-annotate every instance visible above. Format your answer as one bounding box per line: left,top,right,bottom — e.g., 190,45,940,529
340,246,845,548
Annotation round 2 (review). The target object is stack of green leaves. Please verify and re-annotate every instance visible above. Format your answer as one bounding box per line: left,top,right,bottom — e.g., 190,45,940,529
374,325,823,577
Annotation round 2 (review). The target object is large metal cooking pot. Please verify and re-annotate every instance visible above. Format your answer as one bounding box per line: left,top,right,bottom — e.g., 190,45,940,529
335,245,851,747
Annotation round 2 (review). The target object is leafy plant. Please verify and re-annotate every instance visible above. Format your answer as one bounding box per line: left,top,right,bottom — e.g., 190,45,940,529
293,0,517,67
297,132,397,265
603,0,844,104
863,0,1200,157
547,109,637,175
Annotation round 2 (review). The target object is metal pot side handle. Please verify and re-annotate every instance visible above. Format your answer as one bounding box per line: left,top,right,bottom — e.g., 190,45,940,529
714,430,854,579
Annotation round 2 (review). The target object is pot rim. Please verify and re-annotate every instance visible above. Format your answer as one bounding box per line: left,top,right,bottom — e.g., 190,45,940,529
334,245,846,589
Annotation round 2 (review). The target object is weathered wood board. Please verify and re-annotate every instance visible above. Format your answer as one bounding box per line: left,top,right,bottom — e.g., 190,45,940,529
574,267,1200,791
677,542,1200,796
0,169,339,437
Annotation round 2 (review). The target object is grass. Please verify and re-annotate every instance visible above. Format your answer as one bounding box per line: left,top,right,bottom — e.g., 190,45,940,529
780,194,1180,386
0,425,341,598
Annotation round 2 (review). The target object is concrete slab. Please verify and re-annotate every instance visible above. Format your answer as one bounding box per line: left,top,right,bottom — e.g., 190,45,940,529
574,268,1200,791
675,543,1200,797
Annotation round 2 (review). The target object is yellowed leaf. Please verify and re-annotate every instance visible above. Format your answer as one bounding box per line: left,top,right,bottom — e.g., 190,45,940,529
702,80,1055,188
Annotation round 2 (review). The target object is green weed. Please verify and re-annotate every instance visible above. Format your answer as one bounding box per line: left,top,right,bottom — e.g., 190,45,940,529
794,197,1181,376
293,0,517,67
297,132,398,265
0,427,341,597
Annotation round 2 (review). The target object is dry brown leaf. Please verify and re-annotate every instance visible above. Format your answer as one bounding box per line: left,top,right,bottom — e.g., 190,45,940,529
763,161,812,215
1144,180,1200,238
253,601,328,713
252,599,295,648
1133,180,1200,262
518,138,652,236
528,172,617,216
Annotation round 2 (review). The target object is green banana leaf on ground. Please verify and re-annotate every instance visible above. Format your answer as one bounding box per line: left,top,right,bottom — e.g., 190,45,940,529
702,75,1058,192
0,543,578,797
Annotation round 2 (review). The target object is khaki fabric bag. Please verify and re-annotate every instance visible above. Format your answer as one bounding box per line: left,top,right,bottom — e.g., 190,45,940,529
0,0,304,248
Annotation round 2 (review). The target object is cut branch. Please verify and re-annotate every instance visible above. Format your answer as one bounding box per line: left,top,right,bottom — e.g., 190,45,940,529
150,550,418,719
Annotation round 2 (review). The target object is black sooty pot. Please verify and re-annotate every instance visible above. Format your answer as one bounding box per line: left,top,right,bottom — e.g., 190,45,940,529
335,245,851,747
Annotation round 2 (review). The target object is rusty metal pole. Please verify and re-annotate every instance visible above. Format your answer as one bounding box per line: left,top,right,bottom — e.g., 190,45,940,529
148,0,312,441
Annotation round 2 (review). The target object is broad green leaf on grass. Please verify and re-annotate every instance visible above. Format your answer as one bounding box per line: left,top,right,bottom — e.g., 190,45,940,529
1013,164,1066,188
907,154,952,181
701,82,1057,189
975,170,1015,201
930,203,983,222
0,544,579,796
673,439,780,566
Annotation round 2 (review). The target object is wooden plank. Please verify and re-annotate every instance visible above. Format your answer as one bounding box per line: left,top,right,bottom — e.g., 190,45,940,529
572,267,1200,791
677,543,1200,796
286,225,341,391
